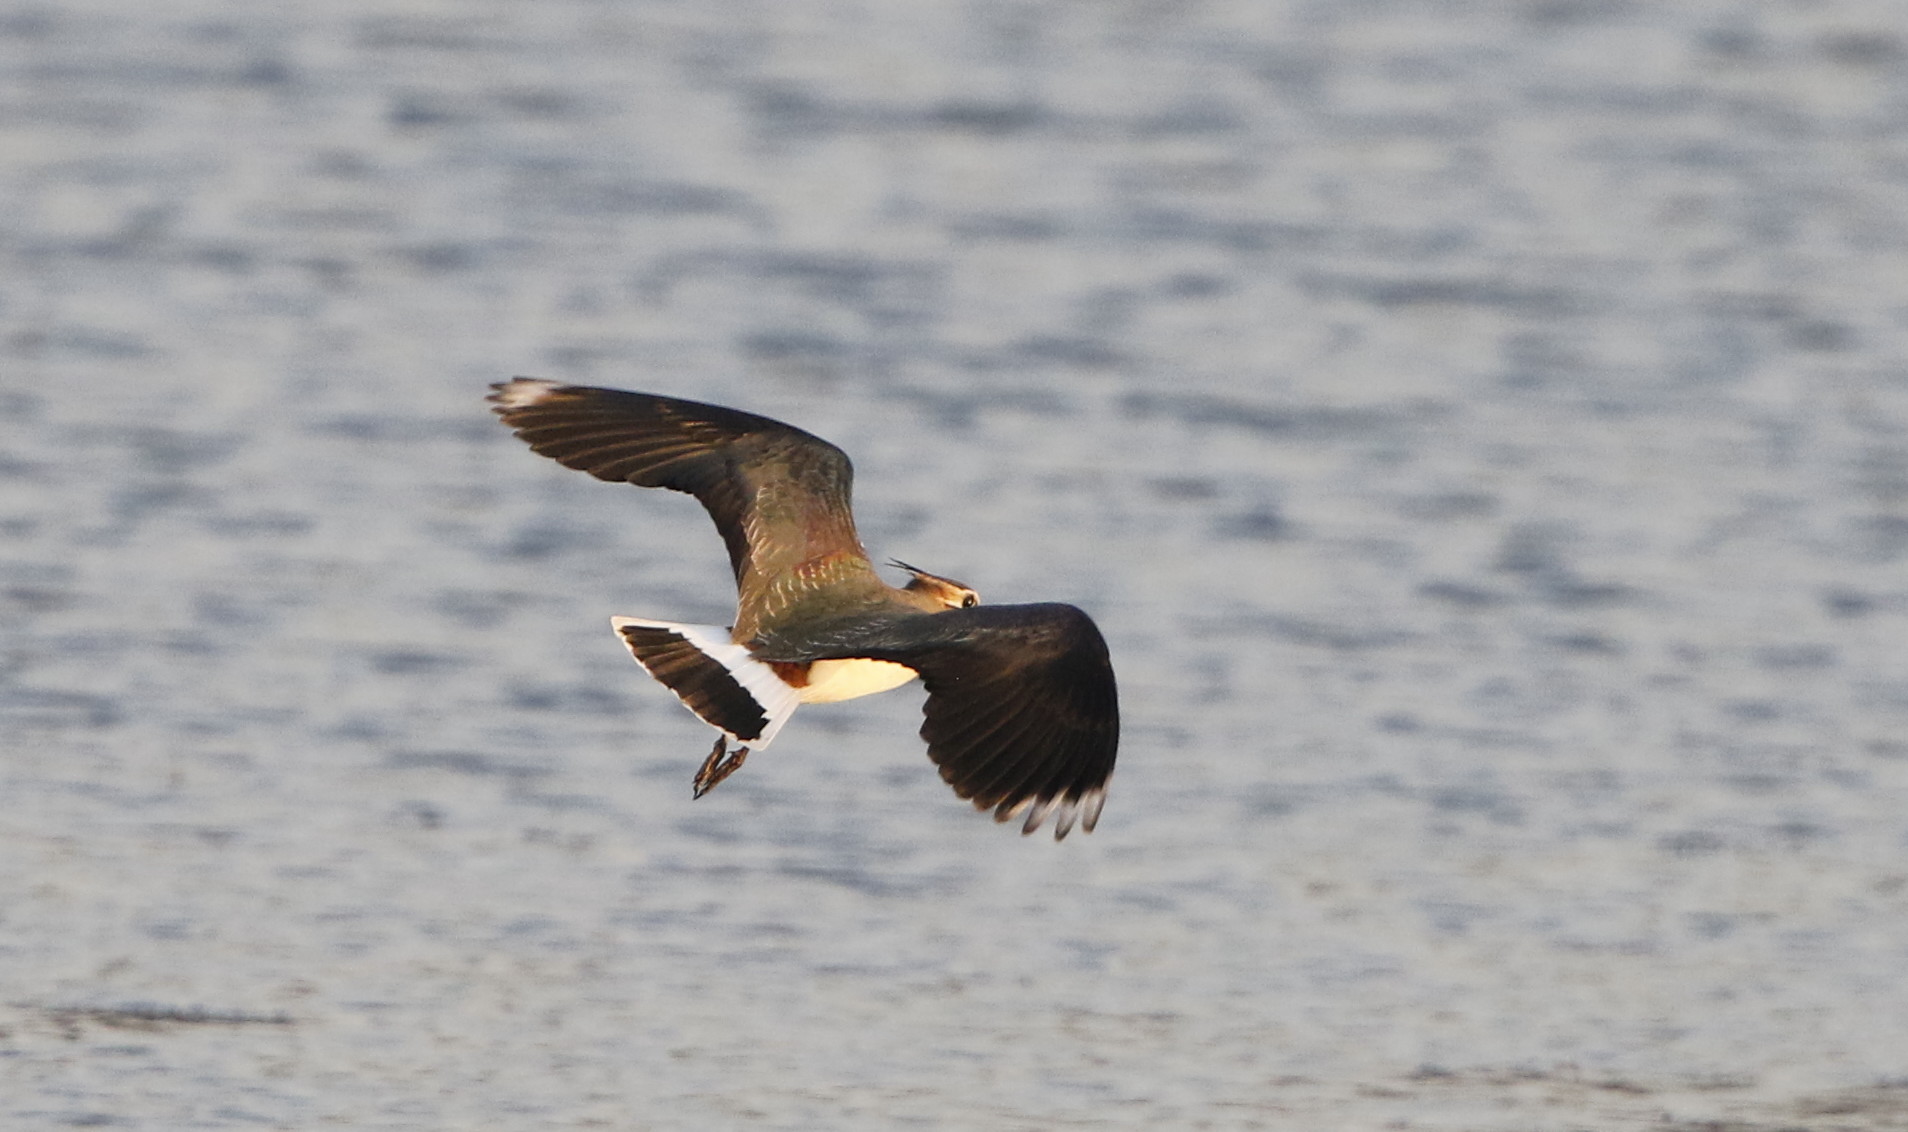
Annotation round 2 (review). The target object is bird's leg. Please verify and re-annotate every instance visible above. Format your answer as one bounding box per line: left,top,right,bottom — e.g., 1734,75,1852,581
692,735,750,799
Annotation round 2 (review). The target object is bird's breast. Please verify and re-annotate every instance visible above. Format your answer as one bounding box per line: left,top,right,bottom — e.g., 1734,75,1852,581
781,657,920,704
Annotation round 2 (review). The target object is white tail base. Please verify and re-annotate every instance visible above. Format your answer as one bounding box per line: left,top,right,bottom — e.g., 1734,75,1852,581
609,617,802,749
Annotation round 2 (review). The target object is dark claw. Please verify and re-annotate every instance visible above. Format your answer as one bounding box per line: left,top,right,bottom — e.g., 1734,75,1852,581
692,735,750,798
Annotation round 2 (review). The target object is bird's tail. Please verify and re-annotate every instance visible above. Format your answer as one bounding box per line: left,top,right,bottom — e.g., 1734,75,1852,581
610,618,801,749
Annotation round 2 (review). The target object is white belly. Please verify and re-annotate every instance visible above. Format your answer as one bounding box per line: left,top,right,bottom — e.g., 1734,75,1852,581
797,658,919,703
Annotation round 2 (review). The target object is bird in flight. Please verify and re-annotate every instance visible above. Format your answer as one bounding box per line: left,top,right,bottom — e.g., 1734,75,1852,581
489,379,1118,838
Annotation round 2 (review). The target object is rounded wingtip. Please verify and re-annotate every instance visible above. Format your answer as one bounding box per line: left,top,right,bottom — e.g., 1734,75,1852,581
989,784,1108,841
488,377,566,411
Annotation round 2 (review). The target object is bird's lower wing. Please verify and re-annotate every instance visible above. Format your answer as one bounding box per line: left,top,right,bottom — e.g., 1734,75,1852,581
770,603,1119,839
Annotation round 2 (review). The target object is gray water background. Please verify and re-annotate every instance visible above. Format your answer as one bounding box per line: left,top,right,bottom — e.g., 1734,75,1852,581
5,1,1908,1128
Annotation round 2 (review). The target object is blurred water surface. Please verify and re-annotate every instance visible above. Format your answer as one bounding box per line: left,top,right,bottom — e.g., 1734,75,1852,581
5,1,1908,1128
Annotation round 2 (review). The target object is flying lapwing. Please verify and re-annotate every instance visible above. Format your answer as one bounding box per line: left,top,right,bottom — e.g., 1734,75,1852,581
489,379,1118,839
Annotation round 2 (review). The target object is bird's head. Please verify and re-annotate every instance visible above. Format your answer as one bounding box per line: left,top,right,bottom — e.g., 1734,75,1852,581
890,559,979,610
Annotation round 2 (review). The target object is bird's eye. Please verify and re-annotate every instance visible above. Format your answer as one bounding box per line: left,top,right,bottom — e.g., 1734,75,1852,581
962,593,978,608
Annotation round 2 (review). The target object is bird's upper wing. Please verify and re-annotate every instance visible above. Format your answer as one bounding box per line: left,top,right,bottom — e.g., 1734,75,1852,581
489,379,866,588
762,602,1119,839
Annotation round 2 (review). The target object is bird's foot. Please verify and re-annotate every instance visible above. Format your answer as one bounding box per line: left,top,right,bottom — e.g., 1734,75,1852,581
692,736,750,798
